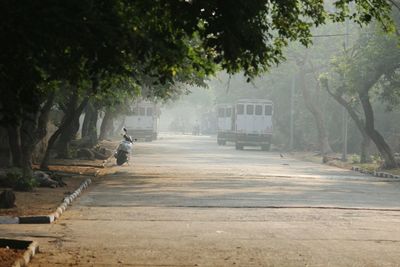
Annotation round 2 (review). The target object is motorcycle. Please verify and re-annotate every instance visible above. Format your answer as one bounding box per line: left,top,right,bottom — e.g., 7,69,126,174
115,128,134,166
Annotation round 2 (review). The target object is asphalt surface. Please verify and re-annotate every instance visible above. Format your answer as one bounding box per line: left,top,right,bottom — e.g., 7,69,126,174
2,133,400,266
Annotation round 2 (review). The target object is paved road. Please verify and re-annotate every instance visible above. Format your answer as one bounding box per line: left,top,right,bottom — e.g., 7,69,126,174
6,134,400,266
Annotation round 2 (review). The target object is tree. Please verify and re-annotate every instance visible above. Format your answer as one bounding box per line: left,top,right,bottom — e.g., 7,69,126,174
0,0,395,178
321,24,400,168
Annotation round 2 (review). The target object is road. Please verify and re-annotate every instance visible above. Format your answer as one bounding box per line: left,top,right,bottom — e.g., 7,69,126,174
5,134,400,266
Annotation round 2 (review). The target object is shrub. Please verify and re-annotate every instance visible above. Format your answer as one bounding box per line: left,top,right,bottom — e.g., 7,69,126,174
13,177,38,192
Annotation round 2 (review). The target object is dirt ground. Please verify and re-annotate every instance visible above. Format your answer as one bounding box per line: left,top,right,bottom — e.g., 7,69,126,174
0,247,24,267
0,160,111,217
0,162,113,267
0,175,87,217
0,143,117,218
0,141,119,266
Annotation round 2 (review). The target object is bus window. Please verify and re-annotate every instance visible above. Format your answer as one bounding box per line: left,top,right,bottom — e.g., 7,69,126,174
246,104,254,115
139,107,146,116
265,105,273,115
146,107,153,116
218,108,225,117
132,107,139,115
226,108,232,117
255,105,262,115
237,104,244,115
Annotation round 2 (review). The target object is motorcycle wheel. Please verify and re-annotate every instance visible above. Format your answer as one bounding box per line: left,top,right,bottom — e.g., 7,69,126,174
116,151,128,166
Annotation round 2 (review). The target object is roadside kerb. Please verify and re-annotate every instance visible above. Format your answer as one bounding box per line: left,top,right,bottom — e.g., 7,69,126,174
11,240,39,267
0,238,39,267
16,178,92,224
351,166,400,179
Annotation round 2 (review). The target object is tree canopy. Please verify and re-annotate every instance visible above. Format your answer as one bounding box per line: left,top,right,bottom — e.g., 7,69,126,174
0,0,397,177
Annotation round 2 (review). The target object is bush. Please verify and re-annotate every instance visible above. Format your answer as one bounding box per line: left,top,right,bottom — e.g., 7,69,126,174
13,177,38,192
0,168,38,191
350,154,360,164
0,168,23,188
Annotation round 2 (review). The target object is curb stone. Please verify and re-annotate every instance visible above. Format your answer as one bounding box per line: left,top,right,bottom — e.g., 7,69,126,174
351,166,400,179
11,241,39,267
0,239,39,267
0,178,92,224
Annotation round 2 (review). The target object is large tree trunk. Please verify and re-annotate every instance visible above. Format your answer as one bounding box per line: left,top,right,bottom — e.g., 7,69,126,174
40,76,100,169
358,89,397,168
2,92,23,167
7,123,22,167
56,115,80,158
298,64,333,156
99,108,115,140
81,105,91,139
41,96,89,169
56,88,81,158
360,136,371,164
20,109,41,178
81,100,98,147
20,91,55,176
323,82,371,163
34,92,55,146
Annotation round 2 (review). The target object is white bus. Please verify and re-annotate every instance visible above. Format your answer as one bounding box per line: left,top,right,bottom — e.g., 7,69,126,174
125,101,159,141
216,104,235,145
235,99,273,150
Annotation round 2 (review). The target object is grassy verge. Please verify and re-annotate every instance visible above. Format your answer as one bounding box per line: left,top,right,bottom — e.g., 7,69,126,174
289,152,400,175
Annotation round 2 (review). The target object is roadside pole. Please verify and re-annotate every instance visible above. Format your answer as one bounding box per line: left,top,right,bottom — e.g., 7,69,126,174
290,75,295,150
341,20,349,161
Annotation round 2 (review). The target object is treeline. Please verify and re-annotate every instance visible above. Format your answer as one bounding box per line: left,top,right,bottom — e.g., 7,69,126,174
0,0,396,186
209,19,400,168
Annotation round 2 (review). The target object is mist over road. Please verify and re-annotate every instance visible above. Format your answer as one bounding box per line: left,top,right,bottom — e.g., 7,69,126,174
90,133,400,210
27,133,400,266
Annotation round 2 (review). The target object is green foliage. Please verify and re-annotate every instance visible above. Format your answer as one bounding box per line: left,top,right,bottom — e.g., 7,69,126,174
325,21,400,115
0,168,37,191
13,177,38,192
1,0,397,171
0,168,22,188
350,154,360,164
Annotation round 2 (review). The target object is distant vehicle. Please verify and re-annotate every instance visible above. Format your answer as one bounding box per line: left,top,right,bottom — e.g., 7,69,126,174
234,99,273,151
216,104,235,145
125,101,159,141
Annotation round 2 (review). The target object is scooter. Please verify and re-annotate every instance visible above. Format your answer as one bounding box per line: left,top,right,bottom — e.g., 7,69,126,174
115,128,134,166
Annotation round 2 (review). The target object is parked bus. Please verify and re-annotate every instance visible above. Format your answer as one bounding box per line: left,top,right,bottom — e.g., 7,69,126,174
234,99,273,150
216,104,235,145
125,101,159,141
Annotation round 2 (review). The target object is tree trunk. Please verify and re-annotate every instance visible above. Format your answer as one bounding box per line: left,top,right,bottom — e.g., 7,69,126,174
6,91,56,176
358,89,397,168
34,91,55,146
20,109,41,178
41,73,99,169
82,101,96,139
7,124,22,167
87,105,98,147
56,114,80,158
99,108,115,140
360,136,371,163
81,100,98,147
56,88,80,158
41,96,90,169
81,105,91,139
298,64,333,156
323,82,371,163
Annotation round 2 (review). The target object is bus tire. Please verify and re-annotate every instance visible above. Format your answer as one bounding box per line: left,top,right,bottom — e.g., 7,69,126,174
235,143,243,150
